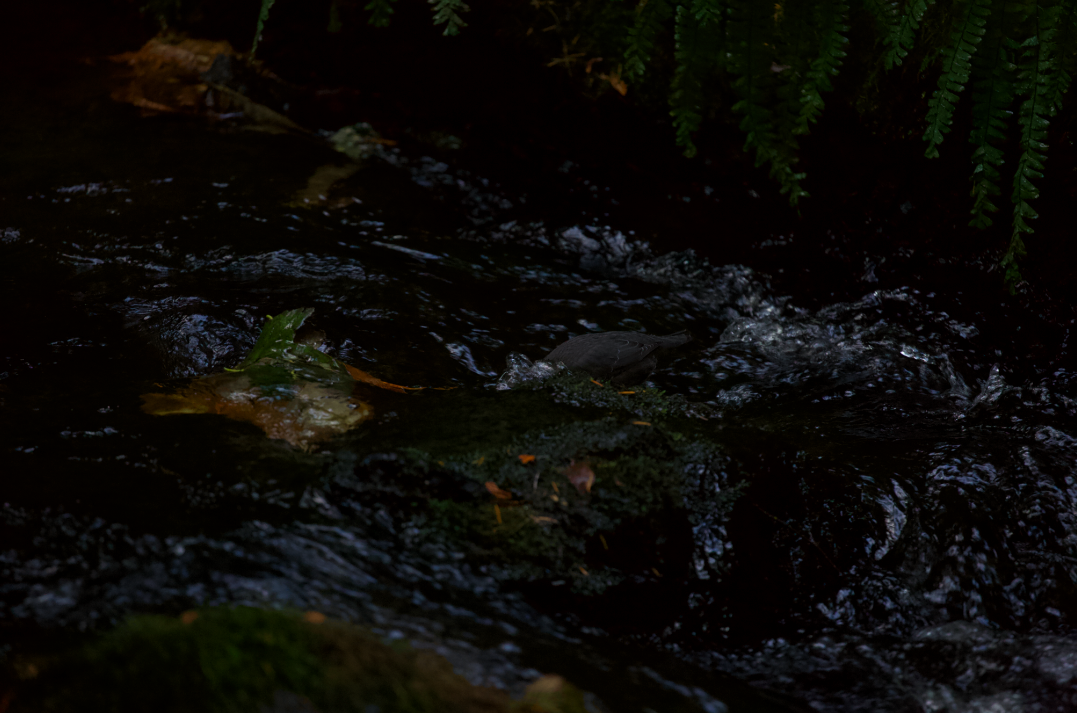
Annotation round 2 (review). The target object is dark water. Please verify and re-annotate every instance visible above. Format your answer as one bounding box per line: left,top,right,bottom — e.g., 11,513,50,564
4,47,1077,713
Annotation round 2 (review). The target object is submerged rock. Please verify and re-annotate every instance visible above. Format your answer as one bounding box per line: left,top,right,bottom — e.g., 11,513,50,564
495,353,564,391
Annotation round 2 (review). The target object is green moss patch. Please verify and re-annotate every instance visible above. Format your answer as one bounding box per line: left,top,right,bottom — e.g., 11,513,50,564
13,607,586,713
365,408,742,594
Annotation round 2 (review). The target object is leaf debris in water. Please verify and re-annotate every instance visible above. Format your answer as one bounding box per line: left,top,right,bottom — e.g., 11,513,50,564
140,308,413,450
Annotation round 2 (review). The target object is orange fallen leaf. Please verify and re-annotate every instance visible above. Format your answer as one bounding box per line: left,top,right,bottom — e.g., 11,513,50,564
565,460,595,494
590,379,604,387
651,567,663,577
180,611,199,625
599,534,609,550
485,482,514,500
303,611,327,624
344,363,422,393
578,566,589,575
618,390,636,395
632,421,651,426
519,454,536,464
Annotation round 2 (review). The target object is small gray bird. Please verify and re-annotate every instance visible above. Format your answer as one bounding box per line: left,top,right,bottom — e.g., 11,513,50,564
542,330,692,386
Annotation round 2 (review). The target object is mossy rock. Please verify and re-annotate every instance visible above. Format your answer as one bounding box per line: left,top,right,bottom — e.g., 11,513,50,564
340,395,742,596
12,607,585,713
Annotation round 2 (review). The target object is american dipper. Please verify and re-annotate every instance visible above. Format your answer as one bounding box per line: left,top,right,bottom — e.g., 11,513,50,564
542,330,692,386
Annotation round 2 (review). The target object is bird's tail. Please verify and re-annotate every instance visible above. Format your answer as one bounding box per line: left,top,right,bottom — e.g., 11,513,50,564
660,330,693,348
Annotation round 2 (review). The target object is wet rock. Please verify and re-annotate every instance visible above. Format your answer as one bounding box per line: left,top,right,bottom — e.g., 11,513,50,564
495,353,563,391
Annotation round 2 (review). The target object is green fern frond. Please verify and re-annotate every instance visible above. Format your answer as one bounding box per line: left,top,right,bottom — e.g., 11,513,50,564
923,0,992,159
863,0,902,61
250,0,276,59
365,0,397,27
727,0,807,203
795,0,849,133
1008,3,1061,282
967,30,1015,228
888,0,935,68
625,0,673,81
1043,0,1077,114
670,6,708,156
429,0,469,36
691,0,724,27
1044,64,1073,115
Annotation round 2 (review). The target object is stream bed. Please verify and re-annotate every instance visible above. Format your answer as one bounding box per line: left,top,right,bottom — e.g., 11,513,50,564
4,44,1077,713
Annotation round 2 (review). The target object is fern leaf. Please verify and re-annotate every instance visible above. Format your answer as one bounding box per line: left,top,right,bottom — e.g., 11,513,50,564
795,0,849,134
889,0,935,69
727,0,807,203
1043,0,1077,114
691,0,723,27
692,0,723,27
863,0,902,63
1008,2,1061,281
625,0,673,81
967,29,1015,228
670,6,707,156
429,0,469,36
923,0,993,159
250,0,276,59
366,0,397,28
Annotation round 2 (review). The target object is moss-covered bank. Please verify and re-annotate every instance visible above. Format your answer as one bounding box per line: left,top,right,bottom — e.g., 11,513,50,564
8,607,586,713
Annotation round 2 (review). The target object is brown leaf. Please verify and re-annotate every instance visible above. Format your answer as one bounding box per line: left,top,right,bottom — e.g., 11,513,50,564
518,454,537,464
632,420,651,426
485,482,513,500
564,460,595,494
108,37,237,116
303,611,326,624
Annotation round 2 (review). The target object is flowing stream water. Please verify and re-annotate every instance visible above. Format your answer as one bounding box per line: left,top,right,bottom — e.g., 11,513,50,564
3,48,1077,713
